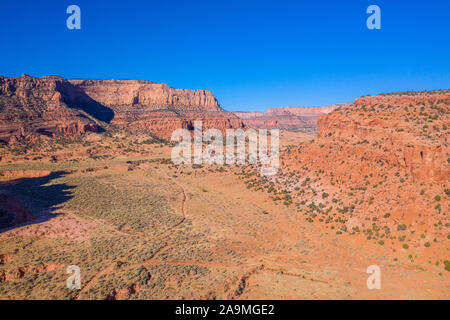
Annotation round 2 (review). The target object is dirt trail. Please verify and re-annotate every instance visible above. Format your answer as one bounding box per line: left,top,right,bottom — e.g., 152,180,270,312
76,170,188,299
225,264,335,299
73,167,442,300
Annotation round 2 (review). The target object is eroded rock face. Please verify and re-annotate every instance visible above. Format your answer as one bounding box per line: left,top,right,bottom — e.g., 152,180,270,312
234,105,345,130
0,75,243,142
278,91,449,236
233,112,265,120
68,79,221,110
266,105,343,116
317,92,450,183
68,79,243,139
0,75,100,144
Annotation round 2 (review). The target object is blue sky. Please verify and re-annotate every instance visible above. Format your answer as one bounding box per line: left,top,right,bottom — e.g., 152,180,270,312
0,0,449,111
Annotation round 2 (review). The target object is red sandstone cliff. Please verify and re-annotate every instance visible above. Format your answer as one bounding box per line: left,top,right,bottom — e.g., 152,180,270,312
234,104,346,130
0,75,100,143
233,112,265,120
277,90,449,239
317,92,450,183
266,105,344,116
0,75,242,142
68,79,243,139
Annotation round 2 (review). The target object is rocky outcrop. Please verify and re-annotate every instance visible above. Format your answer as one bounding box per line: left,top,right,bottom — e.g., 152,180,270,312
0,75,242,142
0,75,100,144
68,79,243,139
277,90,449,239
233,105,346,130
233,112,265,120
317,92,450,182
68,79,221,111
266,105,345,116
0,264,64,282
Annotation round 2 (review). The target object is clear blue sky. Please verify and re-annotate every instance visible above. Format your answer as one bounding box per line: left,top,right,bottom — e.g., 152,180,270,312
1,0,449,111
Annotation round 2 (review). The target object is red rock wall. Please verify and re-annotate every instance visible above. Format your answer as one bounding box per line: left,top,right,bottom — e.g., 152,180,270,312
233,105,345,129
266,105,344,116
68,79,221,111
317,93,450,182
0,75,243,142
68,79,243,139
0,75,100,143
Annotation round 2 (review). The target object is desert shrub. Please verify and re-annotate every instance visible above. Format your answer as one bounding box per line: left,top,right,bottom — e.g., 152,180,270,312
445,261,450,272
61,175,182,234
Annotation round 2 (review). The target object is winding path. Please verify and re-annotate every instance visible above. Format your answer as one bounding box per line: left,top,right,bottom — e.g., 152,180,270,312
75,170,188,299
75,169,343,300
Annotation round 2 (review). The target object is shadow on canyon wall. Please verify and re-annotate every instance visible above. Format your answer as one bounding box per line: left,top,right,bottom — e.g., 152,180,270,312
56,81,115,124
69,87,115,124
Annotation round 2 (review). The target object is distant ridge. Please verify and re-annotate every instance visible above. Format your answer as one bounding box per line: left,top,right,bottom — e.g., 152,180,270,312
233,104,349,130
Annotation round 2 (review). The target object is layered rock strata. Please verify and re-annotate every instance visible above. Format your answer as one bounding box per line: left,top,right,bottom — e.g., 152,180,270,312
0,75,243,142
233,104,347,130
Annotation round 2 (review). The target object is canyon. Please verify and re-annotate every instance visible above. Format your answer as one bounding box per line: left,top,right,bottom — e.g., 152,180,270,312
0,74,352,143
0,79,448,300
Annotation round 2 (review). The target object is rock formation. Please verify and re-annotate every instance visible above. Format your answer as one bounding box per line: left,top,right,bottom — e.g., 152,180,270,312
67,79,243,139
278,90,449,236
317,92,450,182
0,74,100,144
234,104,346,130
0,74,243,143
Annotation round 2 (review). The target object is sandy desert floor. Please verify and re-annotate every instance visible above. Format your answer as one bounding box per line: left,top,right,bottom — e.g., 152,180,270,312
0,131,448,299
